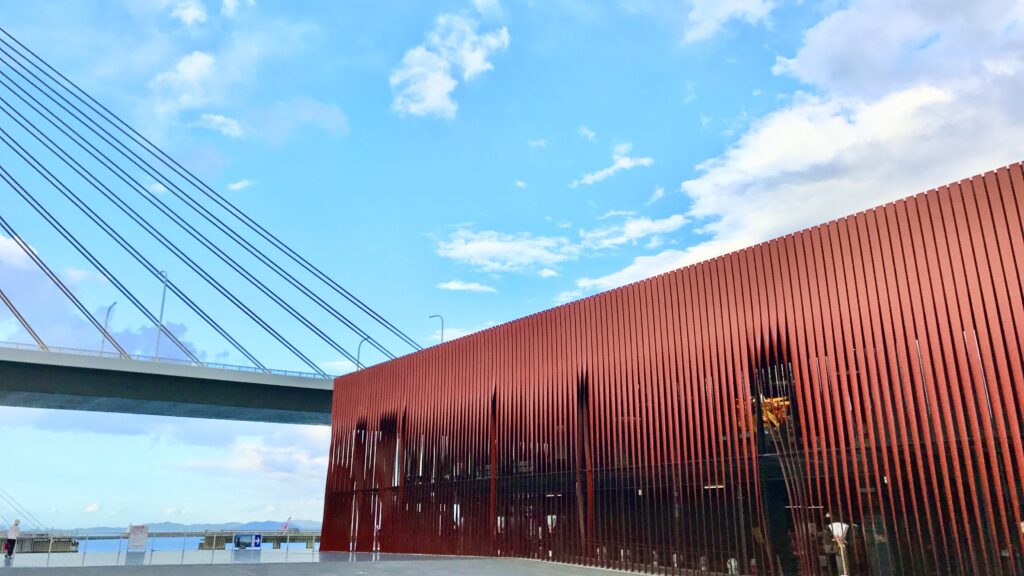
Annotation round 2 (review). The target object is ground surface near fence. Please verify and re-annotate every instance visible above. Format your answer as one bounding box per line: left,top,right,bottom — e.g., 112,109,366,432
0,553,642,575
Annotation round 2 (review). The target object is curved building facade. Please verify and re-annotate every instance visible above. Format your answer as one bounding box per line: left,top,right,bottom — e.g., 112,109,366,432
323,163,1024,575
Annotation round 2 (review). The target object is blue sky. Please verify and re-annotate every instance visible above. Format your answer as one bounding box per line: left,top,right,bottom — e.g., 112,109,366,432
0,0,1023,528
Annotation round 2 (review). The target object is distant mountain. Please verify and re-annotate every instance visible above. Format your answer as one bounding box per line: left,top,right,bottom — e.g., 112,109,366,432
60,520,322,533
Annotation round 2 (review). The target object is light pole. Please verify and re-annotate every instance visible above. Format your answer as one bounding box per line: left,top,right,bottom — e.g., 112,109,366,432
357,336,370,368
99,301,117,354
154,271,169,359
429,314,444,343
830,521,851,576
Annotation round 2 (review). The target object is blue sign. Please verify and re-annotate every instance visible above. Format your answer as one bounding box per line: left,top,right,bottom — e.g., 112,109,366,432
253,534,262,549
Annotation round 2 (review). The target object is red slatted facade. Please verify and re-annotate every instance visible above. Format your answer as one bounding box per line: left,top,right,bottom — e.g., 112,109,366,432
322,163,1024,575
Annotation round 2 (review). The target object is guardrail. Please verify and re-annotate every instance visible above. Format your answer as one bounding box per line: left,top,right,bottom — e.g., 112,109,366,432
0,340,331,380
9,530,323,568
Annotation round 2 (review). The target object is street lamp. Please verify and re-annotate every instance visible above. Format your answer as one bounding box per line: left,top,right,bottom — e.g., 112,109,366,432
829,521,851,576
429,314,444,343
357,336,370,368
99,301,117,355
154,271,169,360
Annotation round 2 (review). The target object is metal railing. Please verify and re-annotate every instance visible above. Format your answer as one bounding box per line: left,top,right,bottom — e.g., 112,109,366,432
8,530,323,568
0,340,331,380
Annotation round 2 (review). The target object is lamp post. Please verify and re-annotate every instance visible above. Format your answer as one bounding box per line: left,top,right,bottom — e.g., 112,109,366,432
154,271,168,359
357,336,370,368
99,301,117,355
829,521,851,576
429,314,444,343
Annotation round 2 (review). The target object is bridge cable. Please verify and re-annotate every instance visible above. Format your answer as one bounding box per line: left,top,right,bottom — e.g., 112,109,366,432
0,286,47,351
0,129,248,370
0,75,285,371
0,487,45,531
0,44,385,367
0,207,128,359
0,28,422,355
0,65,361,369
0,78,337,374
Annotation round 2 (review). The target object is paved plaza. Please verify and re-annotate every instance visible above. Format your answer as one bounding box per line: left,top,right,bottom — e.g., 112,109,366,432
0,553,637,575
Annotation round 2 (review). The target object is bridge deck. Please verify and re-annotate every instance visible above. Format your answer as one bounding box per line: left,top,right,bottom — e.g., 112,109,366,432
0,346,333,424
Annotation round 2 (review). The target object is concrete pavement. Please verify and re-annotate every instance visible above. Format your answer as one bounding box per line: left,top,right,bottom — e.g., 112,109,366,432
0,553,636,575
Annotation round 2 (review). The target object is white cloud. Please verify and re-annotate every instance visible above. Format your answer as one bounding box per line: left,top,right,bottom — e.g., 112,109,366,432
515,180,527,189
437,229,578,273
170,0,207,27
437,213,685,279
430,15,510,81
0,406,331,527
183,436,327,481
528,138,547,148
391,14,510,118
0,234,30,268
613,142,632,156
148,183,169,195
684,0,774,42
646,186,665,205
321,359,356,374
162,506,194,517
579,214,687,250
195,113,244,138
571,142,654,187
148,22,315,121
683,81,697,103
150,51,216,115
555,289,582,303
228,179,254,191
473,0,504,19
438,279,498,293
0,318,20,342
597,210,636,220
983,56,1024,76
390,48,458,118
260,97,350,143
221,0,254,17
64,268,94,285
577,0,1024,293
769,0,1024,98
578,125,597,141
427,322,495,343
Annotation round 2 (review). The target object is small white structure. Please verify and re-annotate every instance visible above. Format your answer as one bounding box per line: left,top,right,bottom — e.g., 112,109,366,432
127,525,148,552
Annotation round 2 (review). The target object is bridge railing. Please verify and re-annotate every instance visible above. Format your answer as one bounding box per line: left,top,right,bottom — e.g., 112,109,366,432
0,340,331,380
10,530,323,568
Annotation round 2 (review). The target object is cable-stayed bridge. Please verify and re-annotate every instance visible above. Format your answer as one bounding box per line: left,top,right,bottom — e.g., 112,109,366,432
0,29,420,424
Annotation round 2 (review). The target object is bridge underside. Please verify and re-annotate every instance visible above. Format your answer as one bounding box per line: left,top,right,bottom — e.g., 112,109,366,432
0,348,332,425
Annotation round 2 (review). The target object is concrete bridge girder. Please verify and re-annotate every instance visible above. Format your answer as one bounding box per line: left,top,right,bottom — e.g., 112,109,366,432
0,347,332,425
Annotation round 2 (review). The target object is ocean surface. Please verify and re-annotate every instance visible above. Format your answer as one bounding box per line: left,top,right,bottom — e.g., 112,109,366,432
6,535,324,568
74,536,318,553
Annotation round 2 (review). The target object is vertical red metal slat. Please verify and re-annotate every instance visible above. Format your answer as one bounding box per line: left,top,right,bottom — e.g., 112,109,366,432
976,171,1024,571
875,205,935,573
909,191,970,569
320,162,1024,576
950,179,1012,572
903,194,968,572
960,176,1019,570
831,217,884,570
